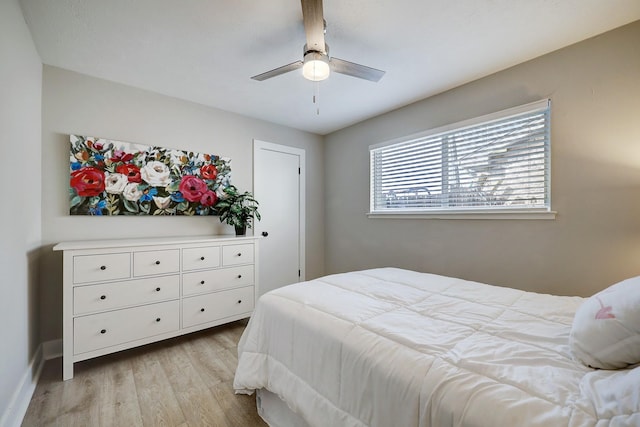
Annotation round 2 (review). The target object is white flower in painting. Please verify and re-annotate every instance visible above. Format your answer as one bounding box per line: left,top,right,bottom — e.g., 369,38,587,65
104,172,128,194
169,150,187,164
216,186,227,200
140,161,172,187
153,196,171,210
123,183,144,201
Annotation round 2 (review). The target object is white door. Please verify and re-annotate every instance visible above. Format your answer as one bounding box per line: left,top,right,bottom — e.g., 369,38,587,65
253,140,305,297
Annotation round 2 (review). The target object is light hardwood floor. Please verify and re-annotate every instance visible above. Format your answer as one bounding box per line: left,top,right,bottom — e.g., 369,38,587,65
22,319,267,427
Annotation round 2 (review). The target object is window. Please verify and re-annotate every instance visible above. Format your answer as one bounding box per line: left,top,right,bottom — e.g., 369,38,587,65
369,99,553,219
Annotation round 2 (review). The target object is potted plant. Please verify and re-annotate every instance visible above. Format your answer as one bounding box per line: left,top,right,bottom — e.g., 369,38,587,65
215,185,261,235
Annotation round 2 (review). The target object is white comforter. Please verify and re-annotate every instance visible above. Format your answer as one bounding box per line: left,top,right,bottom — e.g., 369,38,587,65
234,268,640,427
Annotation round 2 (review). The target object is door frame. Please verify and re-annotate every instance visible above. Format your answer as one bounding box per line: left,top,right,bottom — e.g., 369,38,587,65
253,139,306,282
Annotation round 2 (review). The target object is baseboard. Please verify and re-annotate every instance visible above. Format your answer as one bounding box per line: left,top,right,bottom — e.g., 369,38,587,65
0,339,61,427
0,344,44,427
43,339,62,360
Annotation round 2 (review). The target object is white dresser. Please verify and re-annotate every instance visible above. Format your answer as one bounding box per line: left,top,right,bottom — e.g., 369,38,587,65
53,235,259,380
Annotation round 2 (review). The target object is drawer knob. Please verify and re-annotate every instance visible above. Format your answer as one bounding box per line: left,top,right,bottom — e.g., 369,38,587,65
156,318,161,322
155,287,161,292
155,260,161,265
237,253,242,257
200,280,205,285
100,329,107,334
200,308,205,312
237,275,242,279
100,295,106,300
100,265,106,270
200,256,205,260
237,300,242,304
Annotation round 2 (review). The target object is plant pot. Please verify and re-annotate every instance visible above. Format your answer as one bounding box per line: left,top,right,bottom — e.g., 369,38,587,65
234,225,247,236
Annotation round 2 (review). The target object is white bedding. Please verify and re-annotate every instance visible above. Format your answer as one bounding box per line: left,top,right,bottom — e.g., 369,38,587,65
234,268,640,426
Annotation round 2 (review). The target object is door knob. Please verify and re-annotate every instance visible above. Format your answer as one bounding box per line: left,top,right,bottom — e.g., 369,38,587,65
262,231,269,237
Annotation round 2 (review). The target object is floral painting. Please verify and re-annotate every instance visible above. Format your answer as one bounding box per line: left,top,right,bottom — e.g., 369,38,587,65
69,134,232,216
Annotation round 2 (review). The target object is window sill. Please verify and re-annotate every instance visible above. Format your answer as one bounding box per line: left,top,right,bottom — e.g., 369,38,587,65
367,209,557,220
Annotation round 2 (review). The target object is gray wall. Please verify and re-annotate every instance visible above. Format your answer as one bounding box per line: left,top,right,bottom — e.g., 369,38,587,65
0,0,42,420
40,66,324,342
324,21,640,297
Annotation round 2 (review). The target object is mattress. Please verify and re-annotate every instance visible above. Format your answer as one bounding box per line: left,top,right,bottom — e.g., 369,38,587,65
234,268,640,426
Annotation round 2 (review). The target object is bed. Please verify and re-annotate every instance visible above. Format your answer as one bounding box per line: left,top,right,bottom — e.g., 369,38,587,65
233,268,640,426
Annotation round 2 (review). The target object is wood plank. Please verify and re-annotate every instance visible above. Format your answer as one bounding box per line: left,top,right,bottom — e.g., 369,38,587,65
21,321,264,427
210,325,242,350
183,333,235,386
55,357,106,427
211,382,266,427
216,347,241,377
98,355,144,426
156,341,231,427
131,347,185,427
21,359,65,426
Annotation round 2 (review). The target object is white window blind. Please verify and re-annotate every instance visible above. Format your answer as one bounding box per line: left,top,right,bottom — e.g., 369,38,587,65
370,100,551,215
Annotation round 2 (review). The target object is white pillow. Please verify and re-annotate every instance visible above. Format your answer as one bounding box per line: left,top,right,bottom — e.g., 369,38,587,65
569,276,640,369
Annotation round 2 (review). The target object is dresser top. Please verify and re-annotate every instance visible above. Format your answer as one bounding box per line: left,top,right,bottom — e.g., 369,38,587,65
53,235,259,251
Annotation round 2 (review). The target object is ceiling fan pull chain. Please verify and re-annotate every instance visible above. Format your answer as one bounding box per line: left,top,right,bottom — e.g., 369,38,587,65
314,81,321,115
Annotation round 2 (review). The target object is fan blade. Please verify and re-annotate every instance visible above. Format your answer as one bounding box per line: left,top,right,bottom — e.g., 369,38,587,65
330,57,385,82
251,61,304,81
301,0,326,53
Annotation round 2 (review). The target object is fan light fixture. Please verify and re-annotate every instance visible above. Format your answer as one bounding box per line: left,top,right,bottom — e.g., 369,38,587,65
250,0,385,83
302,51,330,81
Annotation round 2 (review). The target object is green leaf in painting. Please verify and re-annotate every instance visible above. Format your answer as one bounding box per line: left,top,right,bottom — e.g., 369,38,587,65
124,199,139,213
70,195,83,208
166,180,180,193
106,194,120,215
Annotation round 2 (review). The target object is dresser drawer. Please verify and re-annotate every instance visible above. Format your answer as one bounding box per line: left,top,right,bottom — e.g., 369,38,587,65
182,286,254,328
182,246,221,271
133,249,180,277
222,244,254,266
182,265,254,296
73,253,131,284
73,275,180,315
73,300,179,355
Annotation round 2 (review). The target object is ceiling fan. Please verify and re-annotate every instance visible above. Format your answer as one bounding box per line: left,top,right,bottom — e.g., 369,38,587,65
251,0,385,83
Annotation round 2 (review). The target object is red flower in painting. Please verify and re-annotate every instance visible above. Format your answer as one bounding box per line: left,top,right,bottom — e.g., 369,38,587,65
179,175,208,202
110,149,134,163
200,190,218,207
70,167,105,197
200,164,218,180
116,163,142,183
91,140,104,150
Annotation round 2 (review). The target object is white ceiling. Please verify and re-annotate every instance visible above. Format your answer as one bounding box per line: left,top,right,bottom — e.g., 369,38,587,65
20,0,640,135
